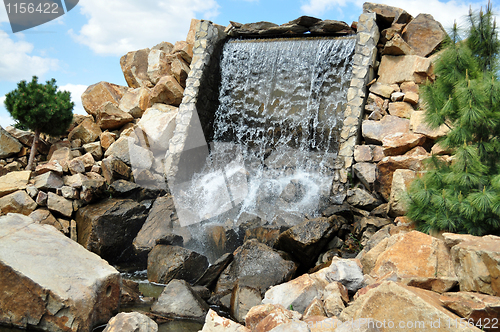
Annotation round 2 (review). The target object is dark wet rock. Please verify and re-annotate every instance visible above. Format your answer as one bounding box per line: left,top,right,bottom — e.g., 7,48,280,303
195,252,233,288
243,225,282,247
346,188,383,210
284,16,322,28
101,155,131,184
215,239,297,295
147,245,209,285
321,203,354,221
76,198,148,264
0,213,120,332
192,285,211,300
156,234,184,246
275,216,342,269
120,279,142,305
151,279,209,320
108,179,141,197
309,20,354,34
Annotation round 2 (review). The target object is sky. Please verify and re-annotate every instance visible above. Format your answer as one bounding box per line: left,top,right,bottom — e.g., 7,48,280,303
0,0,495,128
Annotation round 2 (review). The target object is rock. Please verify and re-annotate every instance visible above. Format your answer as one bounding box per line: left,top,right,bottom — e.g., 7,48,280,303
440,292,500,329
267,321,310,332
83,141,103,161
100,131,116,151
81,81,125,117
362,2,412,25
245,304,283,331
119,87,151,118
215,239,297,295
231,283,262,323
448,234,500,296
311,257,365,292
101,155,131,184
369,82,397,99
354,145,373,162
346,188,382,210
262,273,323,314
195,253,234,288
352,162,377,190
147,49,171,85
103,312,158,332
149,75,184,106
275,216,340,269
0,126,23,158
0,190,37,216
49,147,73,173
377,55,433,84
46,192,73,218
35,161,63,176
0,213,120,332
120,48,153,88
76,199,148,264
108,179,140,198
170,53,191,88
362,115,410,144
103,137,134,165
382,132,425,156
0,171,31,198
309,20,353,34
410,110,450,139
137,104,178,152
340,281,480,331
68,158,85,174
68,118,102,144
382,34,414,56
363,231,457,293
152,41,174,53
387,101,414,119
323,281,349,317
303,298,327,318
61,186,79,200
376,155,427,201
200,309,250,332
147,245,209,284
97,101,134,130
253,305,302,332
34,171,64,191
151,279,209,320
402,13,447,57
29,209,59,228
35,190,48,206
404,91,419,105
172,40,194,64
388,169,416,217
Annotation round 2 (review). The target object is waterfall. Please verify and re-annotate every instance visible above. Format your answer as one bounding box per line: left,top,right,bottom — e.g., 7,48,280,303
177,36,356,233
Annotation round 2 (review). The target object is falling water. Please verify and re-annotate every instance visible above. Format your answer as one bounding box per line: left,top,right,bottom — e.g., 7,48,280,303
179,36,356,237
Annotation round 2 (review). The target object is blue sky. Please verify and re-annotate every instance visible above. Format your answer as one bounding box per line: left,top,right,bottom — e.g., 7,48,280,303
0,0,494,128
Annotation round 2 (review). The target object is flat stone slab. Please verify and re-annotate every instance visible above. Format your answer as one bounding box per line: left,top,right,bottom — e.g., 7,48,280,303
0,213,120,332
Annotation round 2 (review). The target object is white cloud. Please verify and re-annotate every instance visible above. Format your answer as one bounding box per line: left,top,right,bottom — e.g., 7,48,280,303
71,0,219,56
301,0,488,29
0,30,59,82
58,83,88,115
0,96,15,128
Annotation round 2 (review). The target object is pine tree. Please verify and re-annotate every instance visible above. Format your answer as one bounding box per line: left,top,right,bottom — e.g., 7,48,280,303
4,76,74,170
407,2,500,236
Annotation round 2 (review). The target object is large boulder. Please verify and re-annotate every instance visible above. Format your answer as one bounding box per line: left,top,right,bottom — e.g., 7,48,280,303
81,81,126,117
440,292,500,330
377,55,433,84
151,279,209,320
0,213,120,332
147,245,209,284
119,87,151,118
96,102,134,130
410,110,450,140
103,312,157,332
445,233,500,296
68,118,102,144
362,115,410,144
0,171,31,198
136,104,178,152
361,231,457,293
0,126,22,158
402,13,446,57
120,48,153,88
76,199,148,264
341,281,481,331
215,240,297,295
362,2,412,25
275,216,343,269
148,75,184,106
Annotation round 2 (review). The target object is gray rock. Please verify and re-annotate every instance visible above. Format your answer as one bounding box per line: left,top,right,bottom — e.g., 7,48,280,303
215,239,297,295
346,188,382,210
47,192,73,218
76,199,148,264
0,213,120,332
352,162,377,190
151,279,209,320
34,171,64,191
195,253,233,288
147,245,209,285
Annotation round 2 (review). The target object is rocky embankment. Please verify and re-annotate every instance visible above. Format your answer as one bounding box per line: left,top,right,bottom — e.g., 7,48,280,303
0,2,499,332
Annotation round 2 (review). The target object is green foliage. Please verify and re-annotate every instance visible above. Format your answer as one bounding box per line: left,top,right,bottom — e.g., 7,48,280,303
4,76,74,137
407,3,500,236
